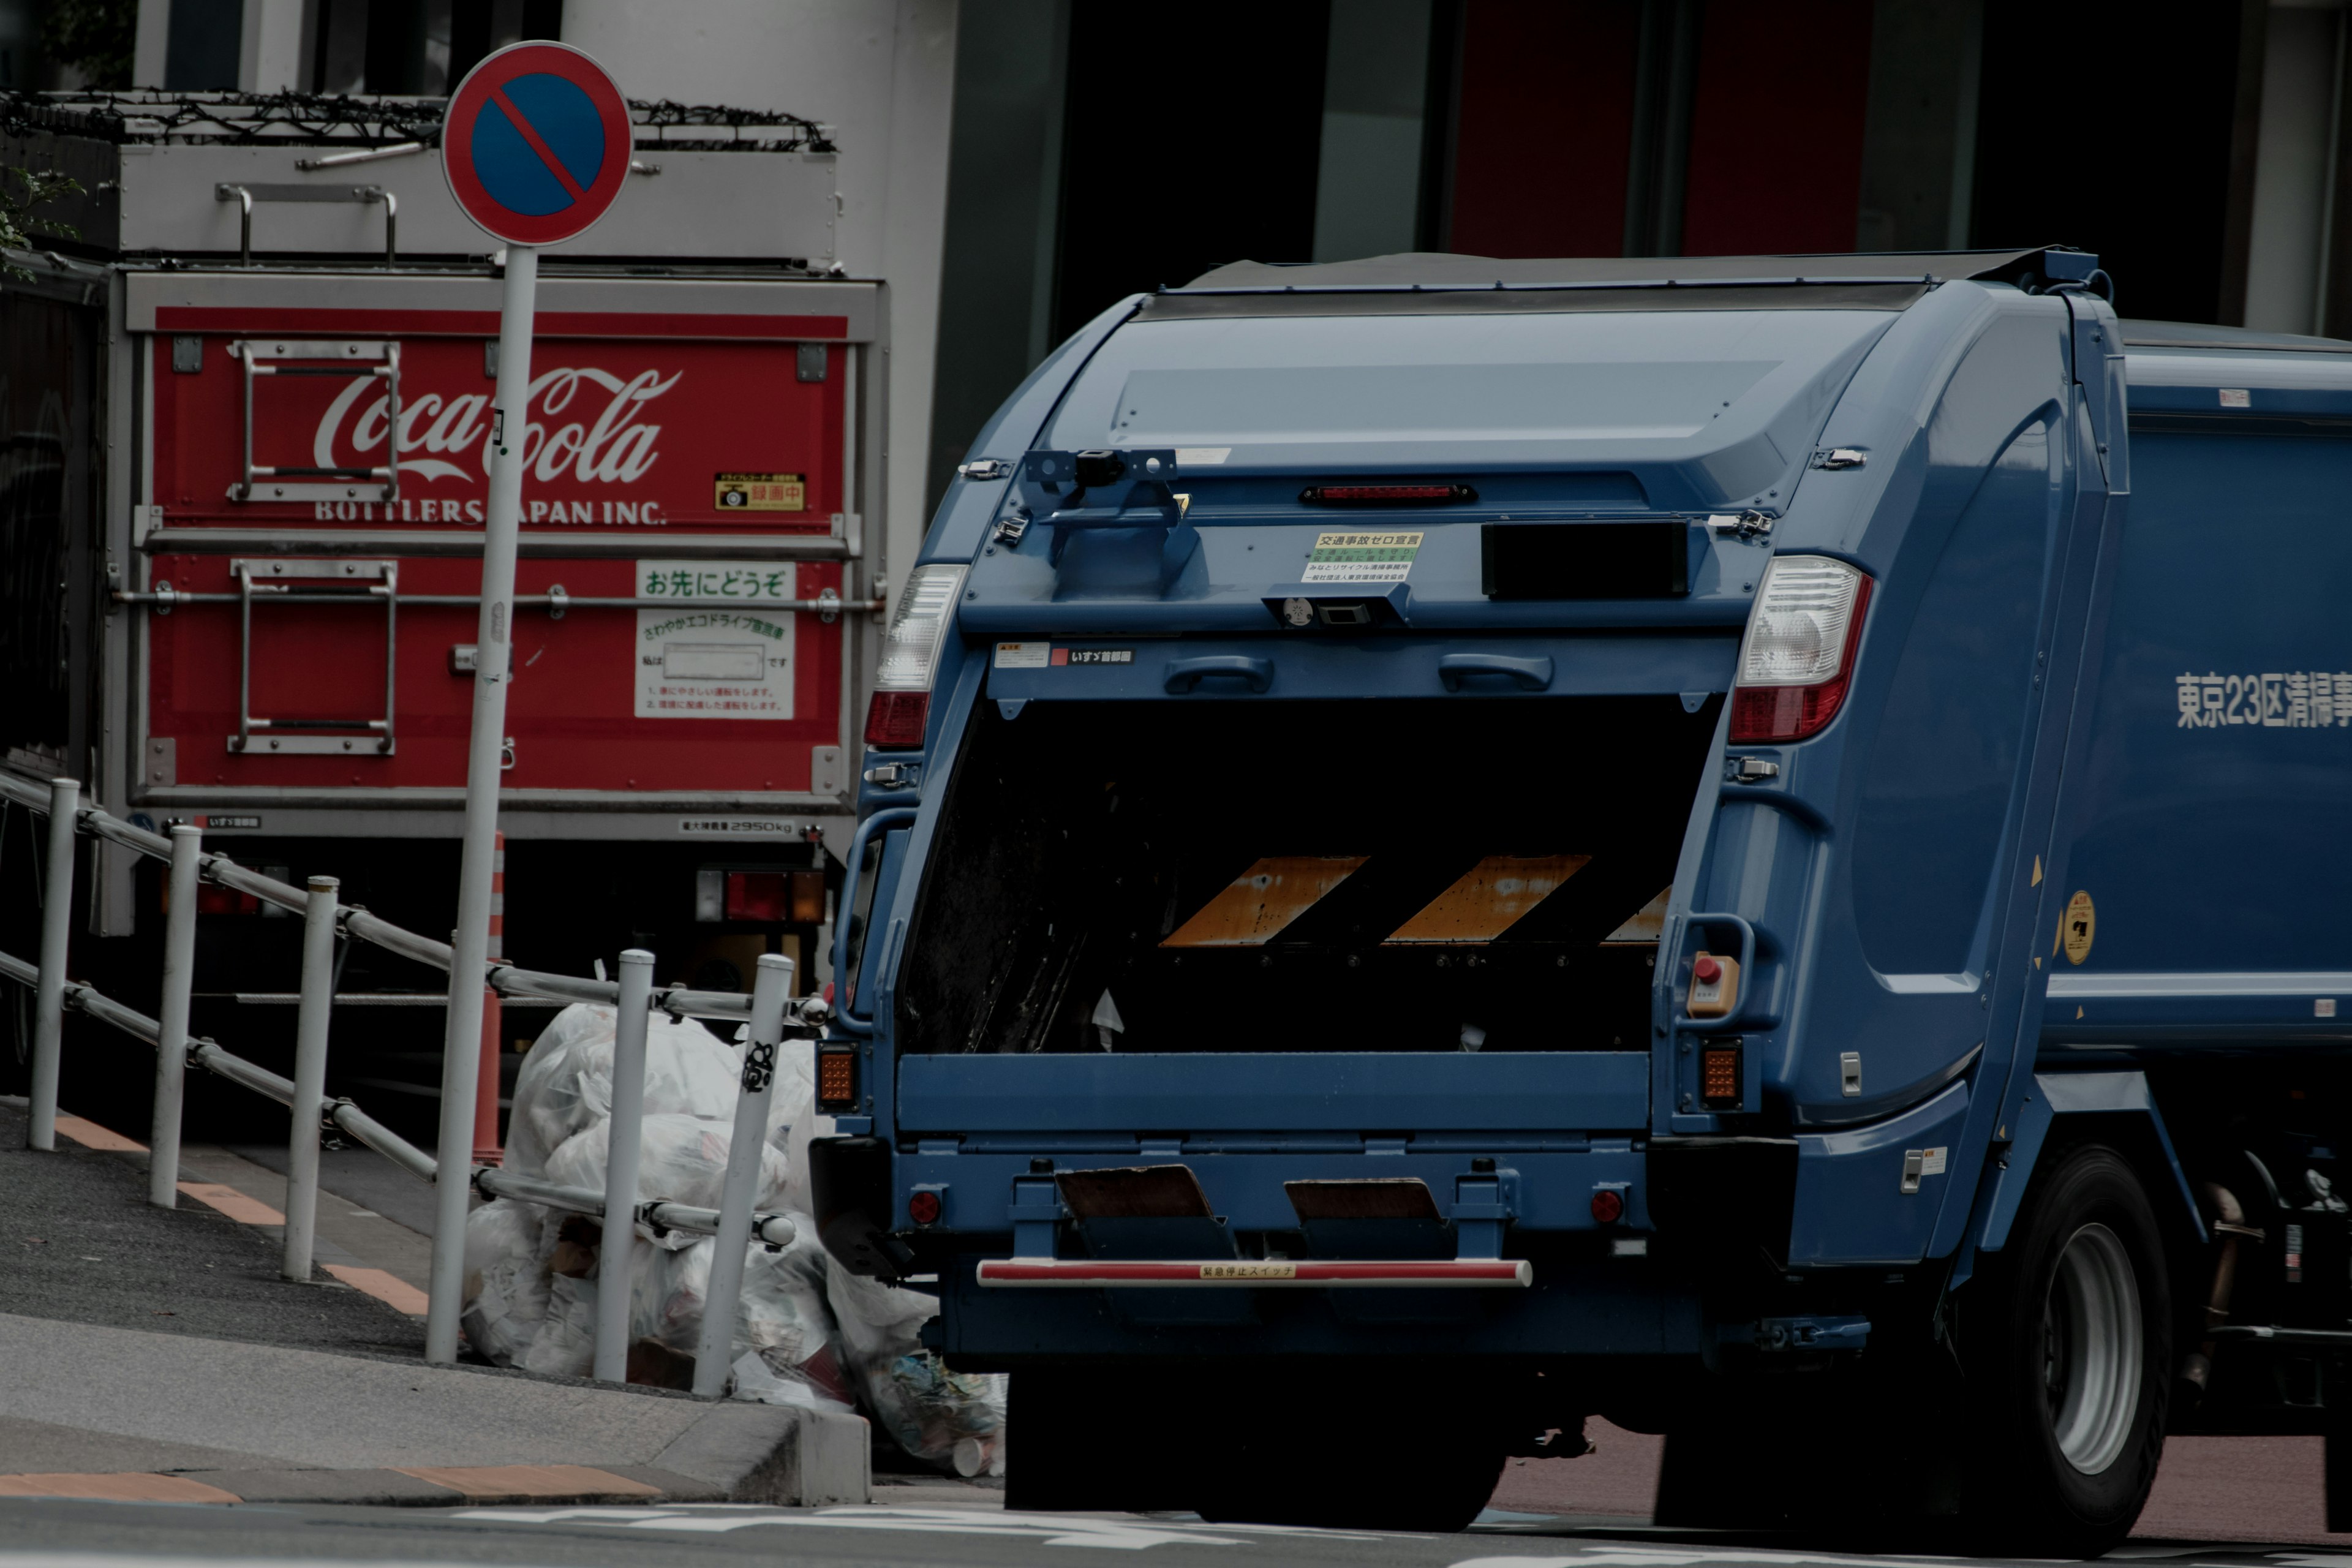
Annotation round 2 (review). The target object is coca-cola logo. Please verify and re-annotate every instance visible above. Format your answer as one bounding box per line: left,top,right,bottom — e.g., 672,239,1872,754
313,366,678,486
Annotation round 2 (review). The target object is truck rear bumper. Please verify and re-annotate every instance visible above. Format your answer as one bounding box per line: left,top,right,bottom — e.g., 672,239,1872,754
975,1257,1533,1287
933,1254,1703,1366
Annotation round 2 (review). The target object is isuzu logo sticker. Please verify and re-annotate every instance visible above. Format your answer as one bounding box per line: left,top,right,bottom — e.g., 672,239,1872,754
1302,529,1422,583
635,559,796,720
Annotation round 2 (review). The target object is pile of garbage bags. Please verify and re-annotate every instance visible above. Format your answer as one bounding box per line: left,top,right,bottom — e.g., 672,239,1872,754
461,1003,1007,1477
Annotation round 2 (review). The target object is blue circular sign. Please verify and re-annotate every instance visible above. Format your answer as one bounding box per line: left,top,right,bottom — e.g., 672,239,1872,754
444,42,631,246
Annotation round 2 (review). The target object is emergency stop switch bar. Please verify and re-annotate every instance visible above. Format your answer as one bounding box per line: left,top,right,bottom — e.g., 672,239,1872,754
975,1258,1533,1287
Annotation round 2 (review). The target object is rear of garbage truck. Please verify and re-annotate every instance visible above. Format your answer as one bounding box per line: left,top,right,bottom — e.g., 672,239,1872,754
810,249,2158,1538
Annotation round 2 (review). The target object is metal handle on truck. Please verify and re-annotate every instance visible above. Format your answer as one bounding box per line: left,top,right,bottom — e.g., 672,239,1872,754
1164,655,1274,693
1678,910,1760,1031
1437,652,1555,692
830,808,918,1037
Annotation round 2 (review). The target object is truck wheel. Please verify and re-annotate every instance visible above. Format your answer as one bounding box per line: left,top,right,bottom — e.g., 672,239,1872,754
1963,1144,2171,1556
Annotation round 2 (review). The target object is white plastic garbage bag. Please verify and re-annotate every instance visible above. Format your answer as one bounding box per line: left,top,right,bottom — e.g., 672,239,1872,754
542,1113,791,1246
507,1003,740,1178
824,1255,1008,1473
459,1197,550,1366
654,1219,834,1369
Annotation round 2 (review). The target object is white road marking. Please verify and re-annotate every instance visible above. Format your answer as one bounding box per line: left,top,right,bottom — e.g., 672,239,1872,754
451,1504,1386,1550
1449,1551,1975,1568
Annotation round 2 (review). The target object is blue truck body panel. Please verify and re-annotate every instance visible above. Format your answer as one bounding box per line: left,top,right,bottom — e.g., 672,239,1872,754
821,252,2352,1385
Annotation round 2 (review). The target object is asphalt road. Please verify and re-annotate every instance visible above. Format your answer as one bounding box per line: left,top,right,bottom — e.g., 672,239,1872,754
0,1492,2342,1568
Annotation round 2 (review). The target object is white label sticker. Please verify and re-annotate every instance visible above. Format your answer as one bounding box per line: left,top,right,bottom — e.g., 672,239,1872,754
1174,447,1230,467
993,641,1051,669
636,560,795,720
679,818,798,836
1919,1147,1949,1176
1302,529,1423,584
2220,388,2252,409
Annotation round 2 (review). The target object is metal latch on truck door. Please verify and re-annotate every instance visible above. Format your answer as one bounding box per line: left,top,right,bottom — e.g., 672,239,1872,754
1687,951,1740,1018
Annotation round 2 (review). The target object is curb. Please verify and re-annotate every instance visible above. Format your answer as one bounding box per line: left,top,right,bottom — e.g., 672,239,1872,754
0,1407,871,1507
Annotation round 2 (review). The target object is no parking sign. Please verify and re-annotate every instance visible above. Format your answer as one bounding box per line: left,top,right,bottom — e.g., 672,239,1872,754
425,40,637,1357
443,42,631,246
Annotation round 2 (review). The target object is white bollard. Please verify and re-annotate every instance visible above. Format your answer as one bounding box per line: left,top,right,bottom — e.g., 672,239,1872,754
692,952,791,1396
26,777,80,1153
592,949,655,1383
283,875,339,1281
148,825,204,1207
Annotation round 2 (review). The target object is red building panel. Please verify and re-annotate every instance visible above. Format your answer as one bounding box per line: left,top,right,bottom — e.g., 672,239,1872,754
1449,0,1641,258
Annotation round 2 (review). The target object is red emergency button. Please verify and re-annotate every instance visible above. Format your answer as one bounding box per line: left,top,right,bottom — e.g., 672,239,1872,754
1694,956,1722,984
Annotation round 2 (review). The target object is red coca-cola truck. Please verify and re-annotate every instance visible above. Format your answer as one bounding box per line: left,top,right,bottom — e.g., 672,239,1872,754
0,92,880,1126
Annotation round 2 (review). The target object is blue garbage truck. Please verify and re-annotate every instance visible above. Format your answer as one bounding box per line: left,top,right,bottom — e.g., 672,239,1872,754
807,248,2352,1547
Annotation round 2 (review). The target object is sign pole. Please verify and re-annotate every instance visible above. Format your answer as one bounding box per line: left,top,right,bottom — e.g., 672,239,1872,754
425,242,538,1362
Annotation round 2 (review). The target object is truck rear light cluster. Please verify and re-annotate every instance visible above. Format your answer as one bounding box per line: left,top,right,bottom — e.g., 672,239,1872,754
723,871,825,922
1730,555,1873,744
817,1047,858,1109
1300,483,1477,506
862,563,968,750
1700,1043,1743,1108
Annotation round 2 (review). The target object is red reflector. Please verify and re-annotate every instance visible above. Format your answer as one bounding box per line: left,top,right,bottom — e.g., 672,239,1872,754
817,1049,858,1107
1589,1188,1624,1225
725,872,788,922
1701,1044,1743,1107
864,690,929,748
1728,576,1872,744
1300,483,1477,505
194,883,260,916
908,1189,942,1226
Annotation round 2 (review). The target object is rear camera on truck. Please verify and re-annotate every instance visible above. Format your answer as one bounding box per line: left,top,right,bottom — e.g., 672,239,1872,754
1276,596,1377,629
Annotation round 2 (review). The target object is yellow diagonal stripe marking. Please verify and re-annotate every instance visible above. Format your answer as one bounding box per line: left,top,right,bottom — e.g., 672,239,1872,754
1384,854,1590,945
1161,856,1367,948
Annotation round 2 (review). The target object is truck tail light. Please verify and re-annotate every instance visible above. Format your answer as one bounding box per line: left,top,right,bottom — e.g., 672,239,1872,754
817,1047,858,1108
1700,1044,1743,1108
862,563,968,750
1730,555,1872,744
1299,483,1477,505
725,872,787,921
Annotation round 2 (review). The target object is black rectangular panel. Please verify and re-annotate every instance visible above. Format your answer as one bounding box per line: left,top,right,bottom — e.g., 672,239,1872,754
1480,521,1690,600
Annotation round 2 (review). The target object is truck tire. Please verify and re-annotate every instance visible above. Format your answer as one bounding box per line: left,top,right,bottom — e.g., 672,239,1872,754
1962,1143,2171,1556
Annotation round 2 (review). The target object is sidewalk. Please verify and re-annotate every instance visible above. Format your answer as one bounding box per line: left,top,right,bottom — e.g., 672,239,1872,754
0,1101,867,1507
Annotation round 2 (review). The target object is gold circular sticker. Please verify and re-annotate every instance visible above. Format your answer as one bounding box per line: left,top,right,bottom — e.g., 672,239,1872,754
2062,890,2096,965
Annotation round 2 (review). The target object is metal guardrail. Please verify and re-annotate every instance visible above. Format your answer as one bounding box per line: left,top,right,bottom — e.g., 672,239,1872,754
0,769,825,1389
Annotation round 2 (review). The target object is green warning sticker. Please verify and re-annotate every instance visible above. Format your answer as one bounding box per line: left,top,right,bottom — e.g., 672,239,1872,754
1302,530,1423,584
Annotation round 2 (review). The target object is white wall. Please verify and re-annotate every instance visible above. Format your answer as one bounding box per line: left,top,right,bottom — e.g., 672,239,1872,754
2244,1,2343,334
563,0,960,587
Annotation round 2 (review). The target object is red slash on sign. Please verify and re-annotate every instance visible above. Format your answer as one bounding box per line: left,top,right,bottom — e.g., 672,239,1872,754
486,85,590,203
